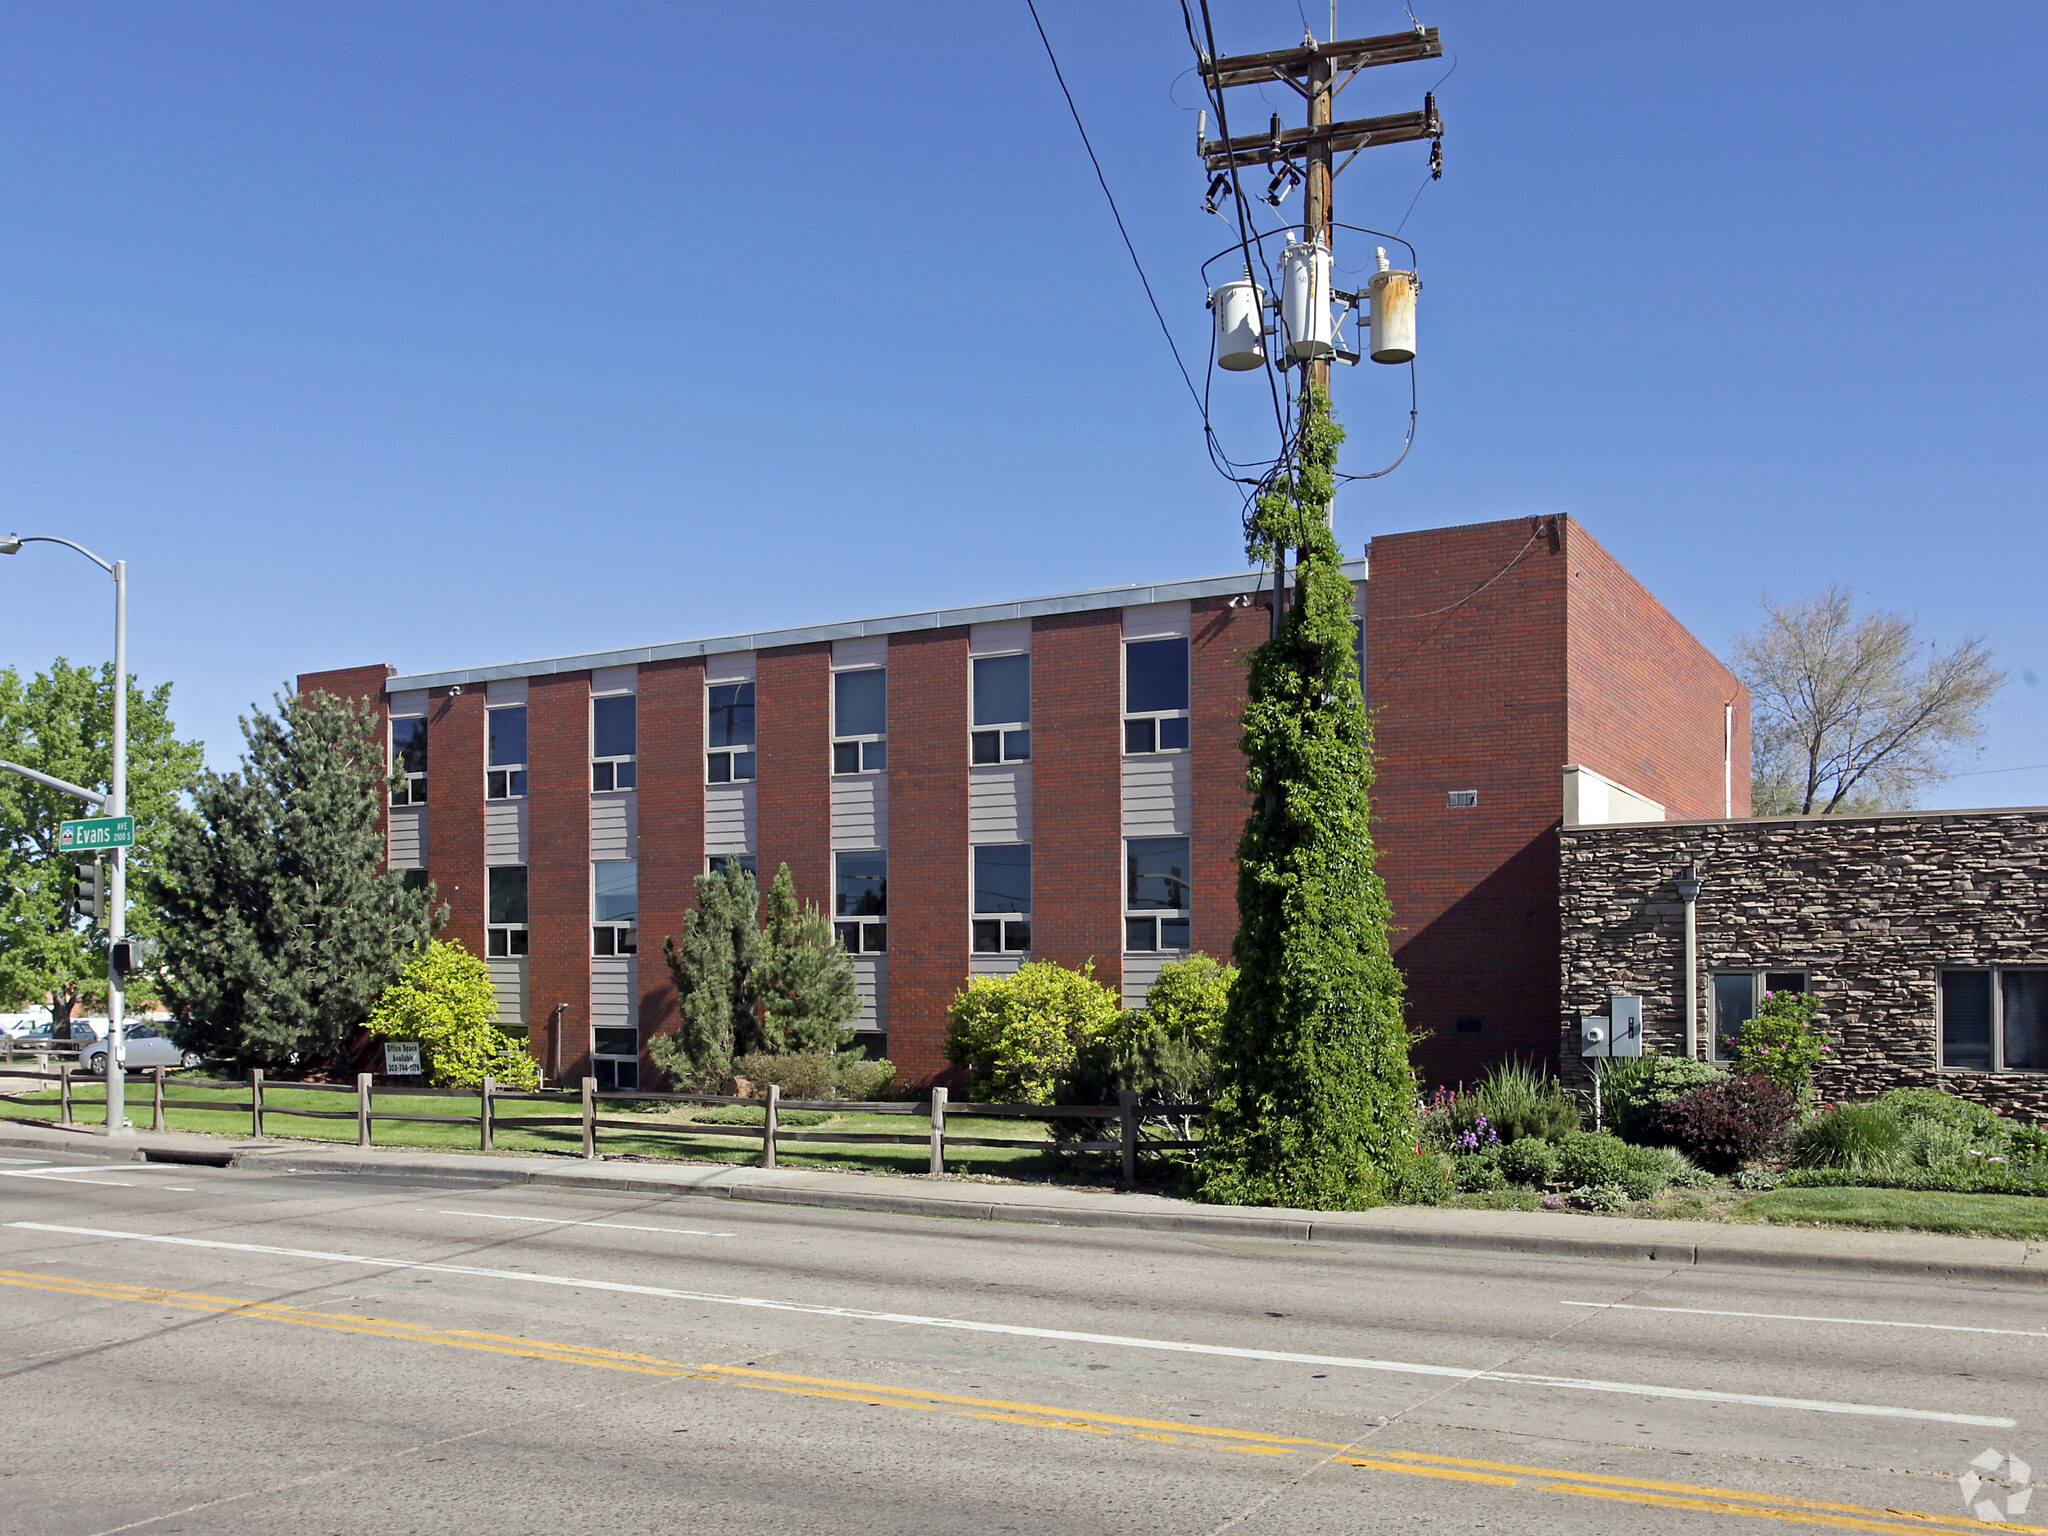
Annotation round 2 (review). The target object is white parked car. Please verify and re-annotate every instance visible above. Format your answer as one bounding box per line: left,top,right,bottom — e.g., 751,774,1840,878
79,1022,202,1074
0,1012,53,1039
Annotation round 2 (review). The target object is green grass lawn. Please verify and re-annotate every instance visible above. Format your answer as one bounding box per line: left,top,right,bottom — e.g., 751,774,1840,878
1737,1186,2048,1239
0,1073,1093,1180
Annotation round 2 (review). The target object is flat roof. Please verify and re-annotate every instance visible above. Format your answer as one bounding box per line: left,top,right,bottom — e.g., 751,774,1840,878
385,558,1368,693
1562,805,2048,832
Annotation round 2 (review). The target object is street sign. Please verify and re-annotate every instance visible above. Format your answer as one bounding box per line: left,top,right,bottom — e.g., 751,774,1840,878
383,1040,423,1076
59,815,133,852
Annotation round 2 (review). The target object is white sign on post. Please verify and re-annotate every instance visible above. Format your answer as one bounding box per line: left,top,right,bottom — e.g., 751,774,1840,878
383,1040,423,1077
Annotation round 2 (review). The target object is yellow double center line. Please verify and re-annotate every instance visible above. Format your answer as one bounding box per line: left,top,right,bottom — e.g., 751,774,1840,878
4,1266,2037,1536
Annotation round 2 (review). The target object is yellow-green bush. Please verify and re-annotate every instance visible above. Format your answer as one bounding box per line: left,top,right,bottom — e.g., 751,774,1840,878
365,940,538,1090
944,960,1121,1103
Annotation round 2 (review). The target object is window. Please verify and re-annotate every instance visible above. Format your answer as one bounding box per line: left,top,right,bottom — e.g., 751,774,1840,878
486,866,529,957
400,869,431,894
391,717,428,805
832,668,888,775
708,853,757,878
707,682,756,783
972,844,1031,954
834,850,887,953
592,695,637,792
1941,969,2048,1072
487,706,527,800
592,860,638,957
591,1029,639,1090
1125,836,1190,952
971,653,1031,764
1711,970,1808,1059
1124,638,1190,755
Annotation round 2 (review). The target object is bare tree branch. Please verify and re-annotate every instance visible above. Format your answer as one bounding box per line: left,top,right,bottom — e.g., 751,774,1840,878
1736,585,2004,815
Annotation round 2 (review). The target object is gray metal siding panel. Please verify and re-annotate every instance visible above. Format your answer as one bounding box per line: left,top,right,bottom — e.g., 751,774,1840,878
484,800,527,866
387,805,425,869
590,792,637,860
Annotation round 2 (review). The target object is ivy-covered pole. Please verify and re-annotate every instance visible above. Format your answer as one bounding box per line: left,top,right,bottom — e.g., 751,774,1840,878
1196,383,1414,1209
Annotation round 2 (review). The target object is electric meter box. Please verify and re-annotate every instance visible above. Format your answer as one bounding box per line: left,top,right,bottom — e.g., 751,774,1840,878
1581,996,1643,1058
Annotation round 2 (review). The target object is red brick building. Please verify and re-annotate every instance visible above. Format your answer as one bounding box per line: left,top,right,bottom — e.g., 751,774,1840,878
300,515,1745,1090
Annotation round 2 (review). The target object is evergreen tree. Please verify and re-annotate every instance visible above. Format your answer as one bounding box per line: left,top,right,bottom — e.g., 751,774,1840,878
152,691,441,1067
653,860,762,1089
1196,386,1415,1209
0,660,203,1024
757,863,858,1053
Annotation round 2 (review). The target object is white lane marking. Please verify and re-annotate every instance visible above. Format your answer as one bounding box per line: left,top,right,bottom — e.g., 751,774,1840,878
1566,1301,2048,1338
5,1221,2015,1429
436,1210,734,1238
0,1171,137,1186
0,1156,51,1164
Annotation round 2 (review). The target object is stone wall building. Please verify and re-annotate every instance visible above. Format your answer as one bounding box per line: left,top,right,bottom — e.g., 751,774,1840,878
1559,808,2048,1120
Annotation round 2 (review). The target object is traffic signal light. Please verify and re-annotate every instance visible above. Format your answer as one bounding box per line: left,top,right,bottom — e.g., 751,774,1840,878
73,860,103,922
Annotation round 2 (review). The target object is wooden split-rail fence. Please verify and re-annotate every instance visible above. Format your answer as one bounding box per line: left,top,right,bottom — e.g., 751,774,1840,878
0,1064,1206,1182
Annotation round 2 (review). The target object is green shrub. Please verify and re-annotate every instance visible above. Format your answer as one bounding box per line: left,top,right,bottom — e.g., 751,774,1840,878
365,940,539,1090
1496,1137,1559,1187
1654,1074,1797,1172
690,1104,830,1127
2009,1124,2048,1159
1792,1104,1908,1171
1727,990,1833,1105
833,1054,901,1102
732,1050,899,1103
1733,1168,1782,1190
1600,1054,1726,1143
1472,1059,1581,1143
1390,1152,1455,1205
1556,1131,1632,1189
1651,1146,1714,1189
1874,1088,2008,1144
1570,1183,1630,1212
1453,1145,1507,1193
944,961,1122,1103
1055,954,1232,1111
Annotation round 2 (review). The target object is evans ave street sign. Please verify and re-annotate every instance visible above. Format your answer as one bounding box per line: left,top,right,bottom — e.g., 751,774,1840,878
59,816,134,852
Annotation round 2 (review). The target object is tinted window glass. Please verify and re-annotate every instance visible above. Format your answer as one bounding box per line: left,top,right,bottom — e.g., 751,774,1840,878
593,861,638,924
709,683,755,748
1712,974,1754,1056
708,854,758,877
2003,971,2047,1071
1126,638,1189,713
973,844,1031,915
973,654,1031,726
488,866,529,926
835,851,888,917
1126,837,1191,911
593,695,636,759
835,669,887,738
488,707,527,767
392,717,428,774
1942,971,1993,1069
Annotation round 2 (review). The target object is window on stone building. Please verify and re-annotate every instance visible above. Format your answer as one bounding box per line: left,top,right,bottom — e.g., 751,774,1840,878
487,705,527,799
1711,970,1808,1060
1123,638,1190,755
707,682,756,783
971,653,1031,764
487,866,529,957
1125,836,1191,953
972,843,1031,954
391,716,428,805
832,667,888,774
592,694,637,792
1941,968,2047,1072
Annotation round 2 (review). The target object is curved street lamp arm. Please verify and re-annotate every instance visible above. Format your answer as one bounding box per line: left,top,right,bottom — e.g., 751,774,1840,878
0,534,114,574
0,759,107,806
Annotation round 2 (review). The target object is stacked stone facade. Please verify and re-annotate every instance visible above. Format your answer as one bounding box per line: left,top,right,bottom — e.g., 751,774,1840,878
1560,809,2048,1120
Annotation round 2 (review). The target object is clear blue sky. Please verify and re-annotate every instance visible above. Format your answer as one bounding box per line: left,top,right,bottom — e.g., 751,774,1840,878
3,1,2044,808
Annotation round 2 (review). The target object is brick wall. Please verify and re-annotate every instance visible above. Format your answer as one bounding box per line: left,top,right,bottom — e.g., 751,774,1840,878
1564,522,1750,820
756,643,831,914
1032,609,1123,996
887,627,970,1084
1190,595,1263,962
636,657,705,1061
1367,517,1570,1084
1560,810,2048,1121
528,671,591,1081
296,665,392,706
424,686,485,949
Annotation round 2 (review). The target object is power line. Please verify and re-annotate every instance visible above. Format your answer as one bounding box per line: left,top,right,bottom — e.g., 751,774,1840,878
1023,0,1205,422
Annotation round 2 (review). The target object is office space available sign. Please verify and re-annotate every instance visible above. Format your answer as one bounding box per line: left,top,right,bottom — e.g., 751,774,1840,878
383,1041,423,1076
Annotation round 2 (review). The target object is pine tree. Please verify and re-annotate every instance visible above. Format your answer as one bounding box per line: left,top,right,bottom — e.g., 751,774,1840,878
757,863,858,1054
653,860,762,1089
1196,385,1415,1209
151,690,441,1067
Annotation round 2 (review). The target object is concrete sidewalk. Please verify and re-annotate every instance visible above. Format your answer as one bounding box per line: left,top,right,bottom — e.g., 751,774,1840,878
5,1115,2043,1286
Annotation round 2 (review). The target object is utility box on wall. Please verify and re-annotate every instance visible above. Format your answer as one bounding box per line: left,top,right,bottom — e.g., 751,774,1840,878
1581,994,1643,1058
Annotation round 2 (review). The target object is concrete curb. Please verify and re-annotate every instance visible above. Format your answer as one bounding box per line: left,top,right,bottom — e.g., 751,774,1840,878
5,1120,2042,1286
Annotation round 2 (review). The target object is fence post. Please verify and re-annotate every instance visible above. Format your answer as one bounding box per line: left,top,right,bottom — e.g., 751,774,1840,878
151,1067,164,1132
251,1068,265,1137
928,1086,947,1176
356,1072,373,1147
762,1082,779,1169
1119,1089,1138,1185
59,1064,72,1124
480,1077,495,1151
581,1077,596,1159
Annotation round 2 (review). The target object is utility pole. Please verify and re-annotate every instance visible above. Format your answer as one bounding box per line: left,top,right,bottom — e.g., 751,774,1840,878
1195,23,1443,625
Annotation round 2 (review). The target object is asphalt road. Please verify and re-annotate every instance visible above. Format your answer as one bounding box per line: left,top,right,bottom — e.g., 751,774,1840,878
1,1149,2042,1536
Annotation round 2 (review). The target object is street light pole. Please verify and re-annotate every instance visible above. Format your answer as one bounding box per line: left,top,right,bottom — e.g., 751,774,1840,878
1,534,130,1136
